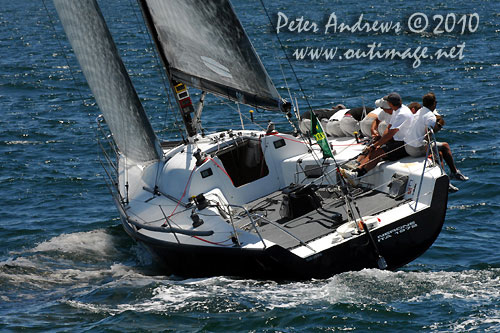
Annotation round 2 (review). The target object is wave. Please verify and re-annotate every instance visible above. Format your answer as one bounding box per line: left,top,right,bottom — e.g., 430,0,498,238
0,228,144,298
3,229,498,324
58,268,500,318
31,229,120,256
3,140,61,145
52,267,500,331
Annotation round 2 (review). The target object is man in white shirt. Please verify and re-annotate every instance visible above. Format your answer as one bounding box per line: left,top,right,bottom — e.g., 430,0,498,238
431,112,469,189
359,98,391,140
404,93,437,157
341,92,413,185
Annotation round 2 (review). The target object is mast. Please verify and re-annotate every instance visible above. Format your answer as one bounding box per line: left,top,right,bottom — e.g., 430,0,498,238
138,0,197,137
193,91,207,134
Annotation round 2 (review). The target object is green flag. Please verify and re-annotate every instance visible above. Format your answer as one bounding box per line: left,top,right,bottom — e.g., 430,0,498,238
311,112,334,158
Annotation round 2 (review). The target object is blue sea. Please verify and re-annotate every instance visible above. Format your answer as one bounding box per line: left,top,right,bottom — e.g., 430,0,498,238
1,0,499,331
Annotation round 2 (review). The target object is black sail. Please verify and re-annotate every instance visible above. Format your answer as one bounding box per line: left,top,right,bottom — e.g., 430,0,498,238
140,0,281,110
54,0,162,163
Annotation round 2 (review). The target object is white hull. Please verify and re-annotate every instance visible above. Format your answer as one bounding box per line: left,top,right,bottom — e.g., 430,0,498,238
111,130,448,279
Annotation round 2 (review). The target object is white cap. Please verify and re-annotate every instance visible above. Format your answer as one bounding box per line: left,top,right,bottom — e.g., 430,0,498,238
375,98,390,109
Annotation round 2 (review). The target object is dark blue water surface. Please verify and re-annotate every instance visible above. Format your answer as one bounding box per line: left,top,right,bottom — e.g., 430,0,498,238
1,0,499,331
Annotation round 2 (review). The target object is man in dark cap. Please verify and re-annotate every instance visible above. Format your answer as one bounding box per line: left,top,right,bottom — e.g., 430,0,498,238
340,92,413,185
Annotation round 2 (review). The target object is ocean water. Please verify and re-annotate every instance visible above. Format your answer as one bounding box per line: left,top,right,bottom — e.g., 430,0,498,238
1,0,499,331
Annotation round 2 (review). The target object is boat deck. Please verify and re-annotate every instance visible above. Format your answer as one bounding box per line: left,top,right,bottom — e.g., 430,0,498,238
235,186,407,250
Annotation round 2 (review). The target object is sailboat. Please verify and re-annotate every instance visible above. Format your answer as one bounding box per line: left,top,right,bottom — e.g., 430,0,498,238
53,0,448,280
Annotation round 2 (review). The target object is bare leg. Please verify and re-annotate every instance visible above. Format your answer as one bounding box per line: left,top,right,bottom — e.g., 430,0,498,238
341,147,387,185
438,151,445,169
439,142,458,174
358,148,386,172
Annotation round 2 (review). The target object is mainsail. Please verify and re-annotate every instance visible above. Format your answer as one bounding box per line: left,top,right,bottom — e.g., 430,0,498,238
139,0,281,110
54,0,162,163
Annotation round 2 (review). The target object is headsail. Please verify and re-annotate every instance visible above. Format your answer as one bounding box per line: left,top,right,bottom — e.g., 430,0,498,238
139,0,281,110
54,0,162,163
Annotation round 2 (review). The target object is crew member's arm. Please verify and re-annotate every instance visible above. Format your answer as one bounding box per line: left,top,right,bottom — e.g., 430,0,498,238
370,118,381,140
372,126,398,149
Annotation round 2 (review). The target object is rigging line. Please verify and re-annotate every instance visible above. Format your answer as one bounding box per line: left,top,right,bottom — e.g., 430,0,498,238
210,96,298,147
301,125,365,229
258,0,314,113
42,0,112,188
214,95,328,171
192,235,233,246
126,208,165,225
237,102,245,129
210,98,323,168
271,43,303,135
128,0,177,140
273,40,293,103
270,38,301,135
154,159,164,191
251,13,325,168
130,0,185,188
316,143,435,194
213,96,268,132
128,0,153,58
361,96,367,118
161,165,197,226
133,0,182,135
253,3,319,159
42,0,88,108
330,142,363,147
159,205,180,243
207,157,235,186
266,133,307,145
